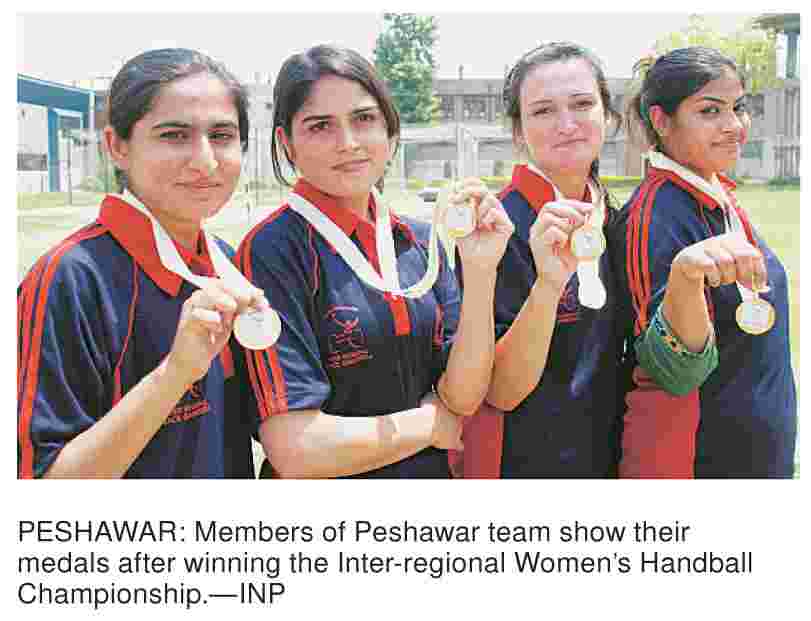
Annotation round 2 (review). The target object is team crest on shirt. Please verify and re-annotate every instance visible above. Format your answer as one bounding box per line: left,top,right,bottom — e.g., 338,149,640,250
557,274,581,323
324,305,372,369
165,380,210,424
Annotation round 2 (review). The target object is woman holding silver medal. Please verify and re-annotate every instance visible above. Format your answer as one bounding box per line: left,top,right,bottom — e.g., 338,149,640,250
17,49,268,478
609,47,796,478
453,42,628,479
235,44,514,479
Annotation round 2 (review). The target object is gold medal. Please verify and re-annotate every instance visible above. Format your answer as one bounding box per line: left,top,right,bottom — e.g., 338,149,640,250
233,307,282,350
735,297,775,335
570,224,606,261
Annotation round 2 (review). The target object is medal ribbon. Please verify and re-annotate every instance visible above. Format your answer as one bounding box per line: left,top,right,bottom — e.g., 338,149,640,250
117,191,262,299
286,187,443,298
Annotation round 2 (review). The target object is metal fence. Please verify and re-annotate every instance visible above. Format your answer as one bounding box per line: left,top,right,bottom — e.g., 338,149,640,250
775,144,801,179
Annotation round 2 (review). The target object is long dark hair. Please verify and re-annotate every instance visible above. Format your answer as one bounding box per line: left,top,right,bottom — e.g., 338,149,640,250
502,41,621,203
270,44,400,187
626,46,744,150
107,48,250,191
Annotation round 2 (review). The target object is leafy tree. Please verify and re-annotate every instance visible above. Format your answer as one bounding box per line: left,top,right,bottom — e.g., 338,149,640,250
373,13,440,124
653,14,781,93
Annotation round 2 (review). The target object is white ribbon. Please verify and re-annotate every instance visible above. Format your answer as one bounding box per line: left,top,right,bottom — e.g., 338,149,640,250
115,191,259,300
526,163,607,309
286,187,443,299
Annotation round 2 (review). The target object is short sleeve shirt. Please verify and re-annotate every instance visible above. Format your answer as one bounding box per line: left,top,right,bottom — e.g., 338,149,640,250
17,196,255,479
234,179,461,478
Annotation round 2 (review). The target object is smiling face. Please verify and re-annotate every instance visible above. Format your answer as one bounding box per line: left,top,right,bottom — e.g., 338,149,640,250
105,71,242,238
518,58,607,185
653,68,749,180
279,75,393,209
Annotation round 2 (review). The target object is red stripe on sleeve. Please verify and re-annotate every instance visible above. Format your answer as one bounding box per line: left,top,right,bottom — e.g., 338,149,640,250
219,345,235,380
235,219,290,418
626,178,666,336
18,255,49,404
638,179,664,329
264,348,289,414
245,348,270,421
626,181,648,336
18,226,108,478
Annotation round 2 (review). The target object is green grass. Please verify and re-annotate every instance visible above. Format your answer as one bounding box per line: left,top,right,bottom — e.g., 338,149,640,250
17,191,107,210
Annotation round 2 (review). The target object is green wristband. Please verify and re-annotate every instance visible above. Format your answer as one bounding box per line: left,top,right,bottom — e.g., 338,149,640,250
634,305,719,396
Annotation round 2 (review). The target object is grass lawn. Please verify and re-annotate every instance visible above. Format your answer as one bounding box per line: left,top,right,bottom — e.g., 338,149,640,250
17,191,106,210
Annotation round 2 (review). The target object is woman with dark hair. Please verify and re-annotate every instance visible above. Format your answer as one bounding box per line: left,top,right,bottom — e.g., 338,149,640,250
456,41,626,478
235,44,514,478
17,48,266,478
608,46,796,477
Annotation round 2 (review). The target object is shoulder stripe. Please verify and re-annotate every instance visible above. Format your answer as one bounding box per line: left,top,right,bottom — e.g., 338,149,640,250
18,255,50,406
625,177,667,336
18,224,109,478
235,207,292,421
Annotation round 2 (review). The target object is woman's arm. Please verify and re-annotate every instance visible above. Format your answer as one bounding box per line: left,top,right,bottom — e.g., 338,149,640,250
486,199,593,411
437,181,514,416
259,392,462,478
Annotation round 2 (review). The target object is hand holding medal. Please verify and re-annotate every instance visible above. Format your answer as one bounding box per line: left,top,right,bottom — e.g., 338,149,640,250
440,178,514,274
528,198,593,294
121,191,283,352
442,179,477,240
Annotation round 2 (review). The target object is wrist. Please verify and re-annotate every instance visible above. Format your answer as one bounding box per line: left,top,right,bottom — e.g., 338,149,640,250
156,355,195,394
459,257,499,282
530,275,566,301
668,258,705,291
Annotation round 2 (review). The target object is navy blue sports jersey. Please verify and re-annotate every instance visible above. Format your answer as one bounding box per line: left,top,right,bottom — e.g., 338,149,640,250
608,168,797,478
17,196,255,479
469,165,623,478
235,179,461,478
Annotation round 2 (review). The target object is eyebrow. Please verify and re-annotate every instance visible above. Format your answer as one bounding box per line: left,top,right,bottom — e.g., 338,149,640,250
151,120,239,130
697,96,746,105
527,93,596,106
300,105,380,124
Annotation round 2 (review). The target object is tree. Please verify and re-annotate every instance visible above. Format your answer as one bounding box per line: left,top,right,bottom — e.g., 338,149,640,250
653,15,781,94
373,13,440,124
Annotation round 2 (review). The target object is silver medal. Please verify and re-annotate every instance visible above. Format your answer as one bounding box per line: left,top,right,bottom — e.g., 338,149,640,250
234,307,282,350
570,224,606,261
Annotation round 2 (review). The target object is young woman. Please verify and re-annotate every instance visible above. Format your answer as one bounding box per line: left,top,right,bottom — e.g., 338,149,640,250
457,41,625,478
17,48,265,478
610,46,797,477
235,44,513,478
